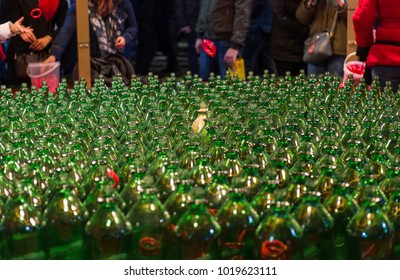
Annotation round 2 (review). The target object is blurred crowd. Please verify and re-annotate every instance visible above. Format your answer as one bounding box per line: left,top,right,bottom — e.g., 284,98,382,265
0,0,399,91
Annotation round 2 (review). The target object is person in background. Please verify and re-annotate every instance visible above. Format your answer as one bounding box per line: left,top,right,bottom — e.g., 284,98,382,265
175,0,200,75
4,0,69,86
131,0,159,78
353,0,400,92
270,0,309,76
195,0,253,80
242,0,277,76
45,0,138,84
296,0,347,77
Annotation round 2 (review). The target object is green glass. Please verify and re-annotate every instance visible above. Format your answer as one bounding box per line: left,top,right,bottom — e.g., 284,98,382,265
85,195,132,260
216,187,259,259
205,166,230,216
255,202,303,259
324,176,360,259
127,188,170,259
347,199,394,259
383,192,400,259
155,160,180,203
191,152,214,187
174,193,221,259
85,176,126,215
120,166,147,213
293,193,334,259
2,195,46,259
42,187,89,259
164,177,194,226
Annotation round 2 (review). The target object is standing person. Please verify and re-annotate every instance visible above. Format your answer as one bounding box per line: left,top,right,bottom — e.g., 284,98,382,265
270,0,309,76
44,0,138,84
296,0,347,77
4,0,69,86
175,0,200,75
131,0,159,78
195,0,253,80
353,0,400,92
242,0,277,76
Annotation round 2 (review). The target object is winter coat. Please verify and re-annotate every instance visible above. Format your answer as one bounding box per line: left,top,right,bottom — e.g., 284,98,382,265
196,0,253,50
353,0,400,68
270,0,309,62
296,0,347,56
175,0,200,30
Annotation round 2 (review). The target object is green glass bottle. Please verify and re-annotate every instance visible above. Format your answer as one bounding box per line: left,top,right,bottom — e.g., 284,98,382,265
324,174,360,259
2,188,46,259
293,193,334,259
191,150,214,188
383,192,400,259
255,201,303,259
127,187,170,259
347,198,394,259
155,159,180,203
164,173,194,226
84,182,132,260
216,185,260,259
120,166,147,213
42,187,89,259
174,189,221,259
205,163,230,216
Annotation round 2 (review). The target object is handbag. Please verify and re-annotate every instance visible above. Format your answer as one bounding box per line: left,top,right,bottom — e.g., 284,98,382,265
303,8,339,64
15,51,50,80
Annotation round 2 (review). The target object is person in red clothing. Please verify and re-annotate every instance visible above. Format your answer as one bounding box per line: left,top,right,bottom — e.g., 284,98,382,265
353,0,400,92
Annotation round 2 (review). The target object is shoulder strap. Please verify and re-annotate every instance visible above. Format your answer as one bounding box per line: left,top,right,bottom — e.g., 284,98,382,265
329,9,339,38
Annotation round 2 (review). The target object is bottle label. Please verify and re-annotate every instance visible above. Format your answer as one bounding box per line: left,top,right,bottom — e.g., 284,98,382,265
260,240,288,260
222,229,247,260
207,208,219,216
139,236,162,256
49,239,84,259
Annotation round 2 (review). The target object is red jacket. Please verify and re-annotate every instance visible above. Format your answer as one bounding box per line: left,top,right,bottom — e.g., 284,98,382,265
353,0,400,67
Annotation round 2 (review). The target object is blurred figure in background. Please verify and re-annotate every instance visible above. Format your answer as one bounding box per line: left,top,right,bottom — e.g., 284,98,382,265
45,0,138,84
175,0,200,75
296,0,347,77
270,0,308,76
195,0,253,80
4,0,68,86
353,0,400,92
242,0,277,76
131,0,159,77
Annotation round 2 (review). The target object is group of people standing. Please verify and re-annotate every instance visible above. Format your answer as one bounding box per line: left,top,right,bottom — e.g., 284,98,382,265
0,0,399,91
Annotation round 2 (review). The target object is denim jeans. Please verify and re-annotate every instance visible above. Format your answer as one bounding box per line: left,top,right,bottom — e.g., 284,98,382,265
372,66,400,92
199,40,230,81
307,55,346,77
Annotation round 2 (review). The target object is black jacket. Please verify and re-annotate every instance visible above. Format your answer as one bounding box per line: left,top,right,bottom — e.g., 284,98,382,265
174,0,200,30
269,0,309,62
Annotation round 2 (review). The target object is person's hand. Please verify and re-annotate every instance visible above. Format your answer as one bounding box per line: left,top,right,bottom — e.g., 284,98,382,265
305,0,318,8
195,38,203,54
20,31,37,43
10,17,33,35
43,55,56,63
224,48,239,68
335,0,345,8
30,35,52,51
180,26,191,34
115,36,126,49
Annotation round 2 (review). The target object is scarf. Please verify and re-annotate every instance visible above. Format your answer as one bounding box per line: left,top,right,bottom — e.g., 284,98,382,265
89,1,123,56
38,0,60,22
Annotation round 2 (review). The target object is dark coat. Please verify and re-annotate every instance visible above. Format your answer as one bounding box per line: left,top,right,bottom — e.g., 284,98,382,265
174,0,200,30
196,0,253,50
269,0,309,62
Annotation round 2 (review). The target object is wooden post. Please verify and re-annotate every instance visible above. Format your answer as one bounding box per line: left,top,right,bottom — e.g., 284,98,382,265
76,0,91,87
347,0,358,55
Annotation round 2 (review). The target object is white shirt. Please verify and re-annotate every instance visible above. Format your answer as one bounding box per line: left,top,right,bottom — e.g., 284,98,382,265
0,21,14,43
